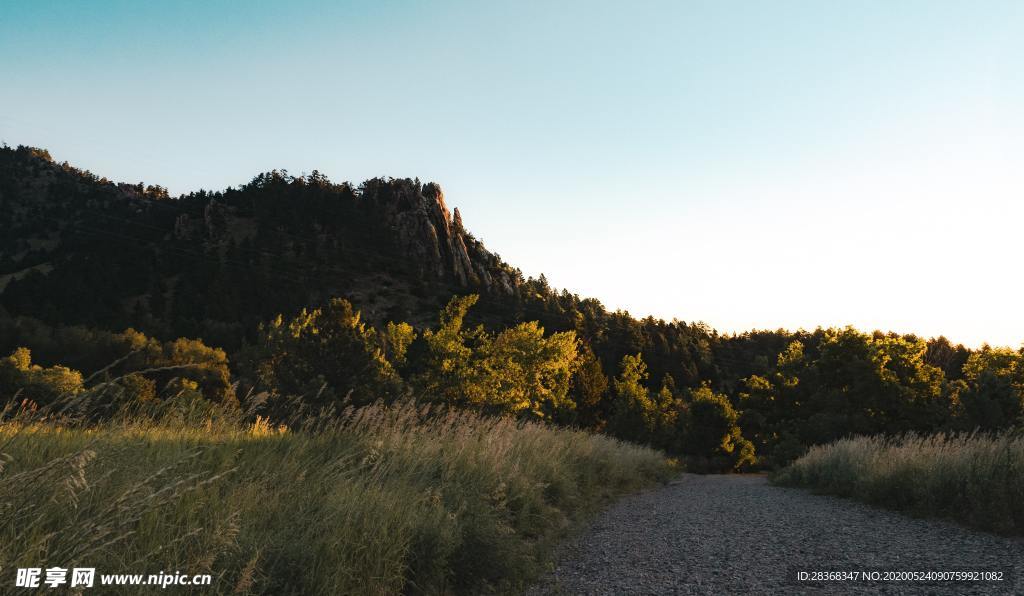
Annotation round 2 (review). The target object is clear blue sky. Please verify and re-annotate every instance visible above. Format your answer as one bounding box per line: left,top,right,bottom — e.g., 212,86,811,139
2,1,1022,347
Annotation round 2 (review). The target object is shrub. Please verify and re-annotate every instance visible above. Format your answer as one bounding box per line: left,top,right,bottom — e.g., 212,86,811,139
0,347,84,406
679,385,756,472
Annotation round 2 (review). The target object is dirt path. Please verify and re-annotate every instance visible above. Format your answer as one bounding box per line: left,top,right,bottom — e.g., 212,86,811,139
527,474,1023,595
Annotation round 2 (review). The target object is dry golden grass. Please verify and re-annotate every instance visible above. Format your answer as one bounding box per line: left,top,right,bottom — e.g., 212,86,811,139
0,401,672,594
773,431,1024,534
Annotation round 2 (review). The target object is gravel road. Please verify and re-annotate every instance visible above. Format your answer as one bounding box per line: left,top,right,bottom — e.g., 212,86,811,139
527,474,1023,595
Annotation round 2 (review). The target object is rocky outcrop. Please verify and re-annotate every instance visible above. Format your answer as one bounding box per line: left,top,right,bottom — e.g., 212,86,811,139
366,180,517,295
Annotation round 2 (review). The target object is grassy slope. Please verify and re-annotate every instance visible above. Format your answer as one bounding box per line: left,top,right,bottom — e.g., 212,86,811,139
773,432,1024,534
0,402,672,595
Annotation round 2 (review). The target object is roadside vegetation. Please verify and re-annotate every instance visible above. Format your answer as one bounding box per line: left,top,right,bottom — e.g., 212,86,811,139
773,431,1024,534
0,400,672,594
1,293,757,472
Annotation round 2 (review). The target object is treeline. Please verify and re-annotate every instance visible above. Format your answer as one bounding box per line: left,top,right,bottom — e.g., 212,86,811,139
458,284,1024,468
0,297,751,471
719,328,1023,466
5,297,1020,471
0,317,235,416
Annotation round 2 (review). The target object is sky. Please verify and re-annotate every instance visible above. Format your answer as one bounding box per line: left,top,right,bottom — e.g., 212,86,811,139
2,1,1022,348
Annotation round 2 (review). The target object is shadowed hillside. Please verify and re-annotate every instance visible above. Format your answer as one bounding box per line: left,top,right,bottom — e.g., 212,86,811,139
0,145,517,344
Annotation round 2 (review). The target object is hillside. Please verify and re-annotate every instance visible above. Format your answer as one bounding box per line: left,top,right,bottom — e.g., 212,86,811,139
0,143,719,401
0,145,518,344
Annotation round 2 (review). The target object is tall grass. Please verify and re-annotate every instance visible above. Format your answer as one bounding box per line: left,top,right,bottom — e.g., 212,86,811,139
773,431,1024,534
0,401,672,594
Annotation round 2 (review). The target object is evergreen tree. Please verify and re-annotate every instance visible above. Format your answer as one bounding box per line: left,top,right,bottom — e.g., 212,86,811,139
254,298,401,411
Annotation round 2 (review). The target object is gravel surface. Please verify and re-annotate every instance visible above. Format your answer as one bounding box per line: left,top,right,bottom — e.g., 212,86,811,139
526,474,1023,595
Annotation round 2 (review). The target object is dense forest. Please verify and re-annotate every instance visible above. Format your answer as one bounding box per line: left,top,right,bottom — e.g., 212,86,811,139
2,144,1021,470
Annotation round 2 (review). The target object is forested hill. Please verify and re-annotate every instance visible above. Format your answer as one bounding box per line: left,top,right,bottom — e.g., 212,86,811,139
2,144,1021,469
0,144,520,344
0,143,716,391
